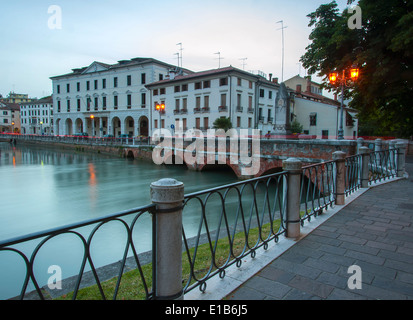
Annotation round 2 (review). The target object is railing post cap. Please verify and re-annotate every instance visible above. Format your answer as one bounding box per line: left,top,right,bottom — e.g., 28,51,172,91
332,150,346,160
359,146,370,154
151,178,184,204
283,158,302,171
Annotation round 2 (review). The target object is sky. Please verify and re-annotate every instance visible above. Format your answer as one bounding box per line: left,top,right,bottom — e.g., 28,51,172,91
0,0,351,99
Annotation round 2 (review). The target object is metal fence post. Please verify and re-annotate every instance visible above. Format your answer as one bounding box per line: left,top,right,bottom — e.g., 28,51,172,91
396,142,407,178
150,178,184,300
359,146,370,188
283,158,302,239
332,151,346,205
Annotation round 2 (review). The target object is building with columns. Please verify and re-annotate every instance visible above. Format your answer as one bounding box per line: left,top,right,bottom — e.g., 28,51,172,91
50,58,189,137
145,66,281,136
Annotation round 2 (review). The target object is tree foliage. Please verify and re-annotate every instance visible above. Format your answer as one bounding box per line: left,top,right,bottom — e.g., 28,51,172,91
212,117,233,131
300,0,413,138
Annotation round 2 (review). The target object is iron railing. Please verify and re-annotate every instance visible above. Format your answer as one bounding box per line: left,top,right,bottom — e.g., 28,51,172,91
345,154,362,196
0,204,155,300
299,161,336,224
181,171,287,294
368,149,397,184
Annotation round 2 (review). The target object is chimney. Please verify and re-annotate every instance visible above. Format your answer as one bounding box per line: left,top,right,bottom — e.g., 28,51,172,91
272,77,278,84
306,77,311,93
296,84,302,93
169,69,176,80
269,73,273,81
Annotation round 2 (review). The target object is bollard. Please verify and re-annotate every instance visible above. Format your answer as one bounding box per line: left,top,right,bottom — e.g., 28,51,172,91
359,146,370,188
150,178,185,300
283,158,302,239
396,142,407,178
332,151,346,205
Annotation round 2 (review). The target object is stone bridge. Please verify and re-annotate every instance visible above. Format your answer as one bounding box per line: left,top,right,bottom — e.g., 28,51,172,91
124,138,358,180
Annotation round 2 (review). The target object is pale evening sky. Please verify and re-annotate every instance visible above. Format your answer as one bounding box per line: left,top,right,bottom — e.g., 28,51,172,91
0,0,350,99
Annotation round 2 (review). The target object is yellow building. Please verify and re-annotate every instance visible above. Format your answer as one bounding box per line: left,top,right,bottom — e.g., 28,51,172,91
0,92,36,104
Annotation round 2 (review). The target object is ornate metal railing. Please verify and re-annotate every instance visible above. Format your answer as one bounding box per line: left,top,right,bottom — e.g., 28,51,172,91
345,154,362,196
299,161,336,224
0,204,155,300
181,171,287,294
368,149,397,184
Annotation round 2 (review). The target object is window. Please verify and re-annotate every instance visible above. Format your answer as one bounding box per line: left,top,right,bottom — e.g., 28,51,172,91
269,91,272,99
260,89,265,98
102,79,106,89
103,97,107,110
114,77,118,88
67,84,70,93
248,117,252,128
322,130,329,139
114,96,118,109
158,74,163,81
160,88,165,95
86,81,90,91
77,99,81,112
57,85,60,94
310,113,317,126
182,98,187,110
237,116,241,127
141,93,146,107
249,81,253,89
94,97,98,110
127,75,132,86
154,119,158,129
196,96,201,108
174,85,180,93
203,117,209,129
237,78,242,86
175,99,180,111
195,118,200,129
181,84,188,91
153,89,158,96
127,94,132,108
57,101,61,112
220,94,227,107
77,82,80,92
195,82,202,90
219,78,228,86
87,98,91,111
203,80,210,88
94,80,98,90
141,73,146,84
67,100,71,112
204,96,209,108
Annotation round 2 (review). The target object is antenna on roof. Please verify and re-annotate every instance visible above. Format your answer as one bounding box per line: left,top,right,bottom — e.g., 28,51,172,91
276,20,288,82
174,52,180,68
239,58,248,70
176,43,183,68
214,52,224,68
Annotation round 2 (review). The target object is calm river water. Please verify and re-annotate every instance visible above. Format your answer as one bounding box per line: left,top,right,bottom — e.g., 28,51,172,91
0,141,239,299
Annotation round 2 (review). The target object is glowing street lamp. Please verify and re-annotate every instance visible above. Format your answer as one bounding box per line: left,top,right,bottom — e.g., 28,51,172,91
155,102,165,129
329,66,359,140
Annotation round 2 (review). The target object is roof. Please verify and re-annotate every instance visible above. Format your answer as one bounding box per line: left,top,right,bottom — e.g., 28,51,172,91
0,102,20,111
19,95,53,106
145,66,280,88
50,57,192,80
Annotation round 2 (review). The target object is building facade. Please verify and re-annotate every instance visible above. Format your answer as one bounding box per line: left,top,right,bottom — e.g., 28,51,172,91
145,66,281,136
50,58,187,137
20,96,54,135
287,76,359,139
0,102,21,133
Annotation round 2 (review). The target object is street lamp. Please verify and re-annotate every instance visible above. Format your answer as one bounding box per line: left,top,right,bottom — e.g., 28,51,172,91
329,66,359,140
90,115,95,137
155,102,165,129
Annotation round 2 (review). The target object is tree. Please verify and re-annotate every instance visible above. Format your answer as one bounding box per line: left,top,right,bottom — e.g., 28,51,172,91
213,117,232,131
300,0,413,138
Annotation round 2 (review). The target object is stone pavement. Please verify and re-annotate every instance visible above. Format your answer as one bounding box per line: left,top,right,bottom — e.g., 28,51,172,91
225,156,413,300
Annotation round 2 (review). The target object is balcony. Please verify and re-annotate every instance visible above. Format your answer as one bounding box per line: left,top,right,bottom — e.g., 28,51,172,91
247,108,254,114
236,106,243,112
201,107,210,113
180,109,188,114
218,106,228,112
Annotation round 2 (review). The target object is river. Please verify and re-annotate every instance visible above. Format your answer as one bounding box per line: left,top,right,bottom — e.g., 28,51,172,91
0,141,240,299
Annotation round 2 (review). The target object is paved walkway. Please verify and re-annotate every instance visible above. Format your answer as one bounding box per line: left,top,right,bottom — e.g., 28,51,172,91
225,156,413,300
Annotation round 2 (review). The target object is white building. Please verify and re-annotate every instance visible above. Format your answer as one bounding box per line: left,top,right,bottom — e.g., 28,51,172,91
287,75,359,139
50,58,189,137
145,66,280,136
0,102,20,133
20,96,54,135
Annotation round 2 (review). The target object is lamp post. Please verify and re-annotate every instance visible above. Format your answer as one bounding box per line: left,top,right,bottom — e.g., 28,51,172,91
329,66,359,140
155,102,165,131
90,115,95,137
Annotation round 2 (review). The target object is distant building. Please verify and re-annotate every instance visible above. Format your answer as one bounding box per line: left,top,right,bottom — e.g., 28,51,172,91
286,75,359,139
145,66,280,136
1,92,36,104
50,57,190,137
0,102,21,133
20,96,54,135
